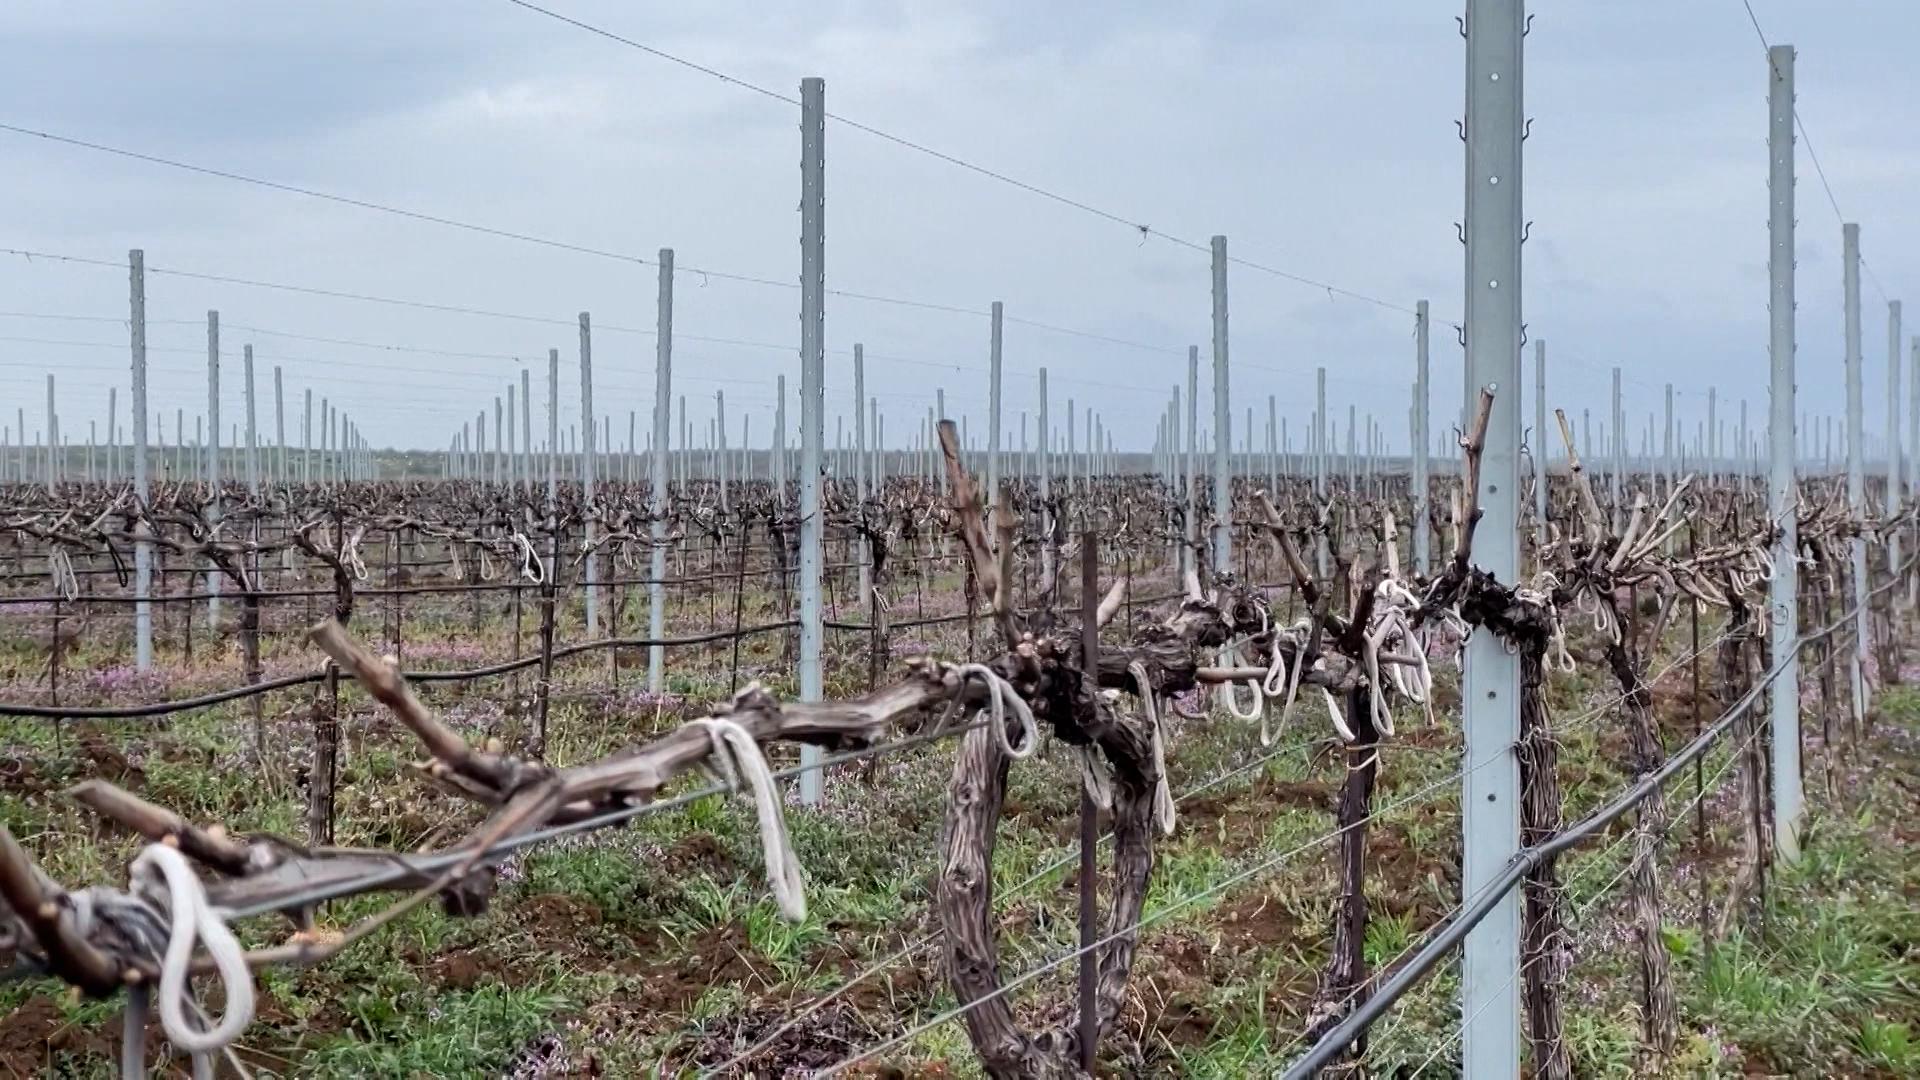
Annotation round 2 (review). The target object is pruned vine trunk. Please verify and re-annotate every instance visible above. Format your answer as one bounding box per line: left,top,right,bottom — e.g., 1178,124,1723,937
1518,649,1572,1079
1602,600,1677,1061
1304,682,1378,1070
937,665,1158,1079
242,589,264,757
1716,594,1765,939
305,680,339,845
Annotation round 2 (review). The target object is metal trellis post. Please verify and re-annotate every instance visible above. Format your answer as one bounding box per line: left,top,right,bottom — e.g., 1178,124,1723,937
1210,234,1231,574
581,313,598,635
650,250,675,692
797,76,828,804
206,311,222,626
130,250,152,670
1460,0,1525,1073
244,346,258,495
1758,42,1804,853
1887,300,1902,573
988,301,1003,507
1844,222,1868,732
1415,299,1431,574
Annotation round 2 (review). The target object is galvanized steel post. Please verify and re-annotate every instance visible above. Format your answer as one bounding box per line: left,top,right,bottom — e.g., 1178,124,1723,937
1844,222,1869,733
580,313,599,635
206,311,222,625
1766,58,1797,853
988,301,1003,506
650,250,674,692
1887,301,1902,572
1460,0,1526,1071
1533,338,1546,553
130,250,152,670
243,346,259,495
1414,299,1431,574
1210,235,1231,574
797,77,828,804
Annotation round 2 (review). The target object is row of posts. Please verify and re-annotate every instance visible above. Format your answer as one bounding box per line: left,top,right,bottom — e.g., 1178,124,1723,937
36,39,1906,1075
7,365,371,491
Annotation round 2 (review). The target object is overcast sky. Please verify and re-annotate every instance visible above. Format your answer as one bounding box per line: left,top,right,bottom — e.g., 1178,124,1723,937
2,1,1916,461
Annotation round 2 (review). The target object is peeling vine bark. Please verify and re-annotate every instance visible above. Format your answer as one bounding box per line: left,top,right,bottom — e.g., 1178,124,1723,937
1518,649,1572,1080
1598,593,1678,1061
1303,681,1379,1069
937,665,1157,1079
1716,592,1765,940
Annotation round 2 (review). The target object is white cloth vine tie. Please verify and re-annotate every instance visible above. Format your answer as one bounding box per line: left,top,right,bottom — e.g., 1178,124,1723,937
1128,660,1176,835
130,843,255,1061
954,663,1039,760
686,716,807,921
1216,640,1265,723
49,548,79,602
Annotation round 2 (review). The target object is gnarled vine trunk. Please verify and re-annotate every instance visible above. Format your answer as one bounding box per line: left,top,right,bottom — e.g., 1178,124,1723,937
1518,649,1571,1080
1304,682,1379,1069
937,658,1158,1079
1603,597,1677,1061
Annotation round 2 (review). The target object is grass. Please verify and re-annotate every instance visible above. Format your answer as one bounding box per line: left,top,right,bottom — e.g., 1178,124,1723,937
301,981,573,1076
2,573,1917,1076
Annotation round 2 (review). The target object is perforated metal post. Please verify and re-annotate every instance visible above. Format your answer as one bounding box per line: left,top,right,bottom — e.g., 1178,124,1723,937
1887,301,1902,573
1413,300,1432,573
1663,383,1675,495
855,343,869,603
1610,368,1623,525
504,384,517,486
547,348,559,507
302,389,312,484
1265,394,1277,494
1911,335,1920,503
1706,388,1718,484
130,250,152,670
516,369,529,492
1347,405,1356,489
41,378,54,489
206,311,222,625
1766,48,1797,857
1315,367,1328,495
1844,222,1869,731
1460,0,1525,1073
42,388,58,488
939,388,951,494
774,376,787,496
578,313,598,635
1315,366,1330,576
243,346,258,495
797,76,827,804
716,391,729,512
649,250,674,692
1066,398,1075,494
1185,346,1198,577
273,367,285,485
988,301,1003,506
1038,367,1051,500
1210,235,1231,574
494,396,504,485
1533,339,1546,552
